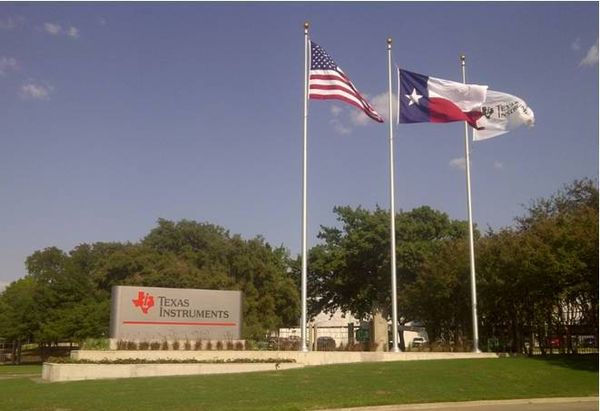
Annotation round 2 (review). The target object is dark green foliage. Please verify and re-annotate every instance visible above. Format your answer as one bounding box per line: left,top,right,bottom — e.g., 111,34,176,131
0,179,595,356
477,179,598,352
306,179,598,352
0,219,300,348
308,205,467,322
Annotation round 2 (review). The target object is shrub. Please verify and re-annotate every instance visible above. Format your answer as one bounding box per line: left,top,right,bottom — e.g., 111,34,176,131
184,340,192,350
348,342,365,351
216,341,224,350
172,341,180,350
206,341,213,350
150,342,161,350
126,341,138,350
195,340,203,350
235,341,245,350
226,341,235,350
138,341,150,350
81,338,110,350
161,340,169,350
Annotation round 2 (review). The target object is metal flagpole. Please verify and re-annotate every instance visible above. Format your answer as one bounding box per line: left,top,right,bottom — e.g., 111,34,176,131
460,55,481,353
300,21,309,352
388,38,400,353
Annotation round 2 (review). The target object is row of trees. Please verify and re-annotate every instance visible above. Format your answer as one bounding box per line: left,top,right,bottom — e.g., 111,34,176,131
0,179,597,354
307,179,598,352
0,220,300,353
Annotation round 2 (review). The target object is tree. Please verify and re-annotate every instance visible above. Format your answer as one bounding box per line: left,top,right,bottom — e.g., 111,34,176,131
403,238,471,345
308,206,469,330
477,179,598,353
139,219,300,340
0,277,39,363
0,219,300,346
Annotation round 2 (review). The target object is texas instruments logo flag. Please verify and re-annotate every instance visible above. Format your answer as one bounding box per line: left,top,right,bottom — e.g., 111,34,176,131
132,291,155,314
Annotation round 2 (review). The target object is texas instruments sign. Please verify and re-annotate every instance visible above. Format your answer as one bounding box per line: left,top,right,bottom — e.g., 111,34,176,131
110,286,242,340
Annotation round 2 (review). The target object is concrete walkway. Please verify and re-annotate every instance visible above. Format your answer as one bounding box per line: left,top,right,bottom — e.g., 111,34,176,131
322,397,599,411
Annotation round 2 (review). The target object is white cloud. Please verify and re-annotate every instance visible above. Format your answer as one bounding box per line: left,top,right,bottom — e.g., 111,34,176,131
0,15,25,30
329,117,352,135
330,105,343,117
571,37,581,51
449,157,466,171
20,82,53,100
323,91,395,134
0,57,18,75
580,39,599,66
43,22,80,39
349,91,397,126
349,107,372,127
67,26,79,38
493,160,504,170
44,22,62,35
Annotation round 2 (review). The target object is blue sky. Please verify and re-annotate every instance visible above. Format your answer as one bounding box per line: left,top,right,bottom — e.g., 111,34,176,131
0,2,598,287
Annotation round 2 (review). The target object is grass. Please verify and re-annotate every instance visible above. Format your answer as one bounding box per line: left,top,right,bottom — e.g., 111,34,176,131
0,364,42,376
0,356,597,411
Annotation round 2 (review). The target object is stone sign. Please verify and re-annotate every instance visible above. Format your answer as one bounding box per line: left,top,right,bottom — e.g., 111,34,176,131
110,285,242,341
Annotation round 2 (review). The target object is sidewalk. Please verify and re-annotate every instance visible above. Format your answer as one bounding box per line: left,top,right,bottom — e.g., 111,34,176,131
321,397,599,411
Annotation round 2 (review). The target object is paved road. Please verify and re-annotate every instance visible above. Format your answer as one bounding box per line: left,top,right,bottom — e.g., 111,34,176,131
323,397,599,411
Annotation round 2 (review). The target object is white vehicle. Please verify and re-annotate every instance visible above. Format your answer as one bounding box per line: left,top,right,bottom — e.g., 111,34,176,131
412,337,425,347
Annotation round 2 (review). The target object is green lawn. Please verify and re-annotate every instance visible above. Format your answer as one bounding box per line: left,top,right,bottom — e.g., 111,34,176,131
0,356,597,411
0,364,42,376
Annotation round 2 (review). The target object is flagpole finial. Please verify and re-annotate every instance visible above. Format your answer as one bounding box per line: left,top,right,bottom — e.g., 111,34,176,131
460,54,466,66
387,37,393,45
304,21,309,30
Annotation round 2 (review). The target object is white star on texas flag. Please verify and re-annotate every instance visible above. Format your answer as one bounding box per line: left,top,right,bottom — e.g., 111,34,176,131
405,88,423,106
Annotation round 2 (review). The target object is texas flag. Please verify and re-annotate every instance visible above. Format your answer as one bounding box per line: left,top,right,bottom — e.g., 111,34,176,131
398,69,488,128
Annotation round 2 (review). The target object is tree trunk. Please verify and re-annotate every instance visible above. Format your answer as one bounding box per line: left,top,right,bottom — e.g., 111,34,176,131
16,340,22,365
11,340,16,365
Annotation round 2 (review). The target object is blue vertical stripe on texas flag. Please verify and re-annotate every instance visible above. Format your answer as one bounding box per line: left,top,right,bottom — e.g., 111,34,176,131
399,70,430,123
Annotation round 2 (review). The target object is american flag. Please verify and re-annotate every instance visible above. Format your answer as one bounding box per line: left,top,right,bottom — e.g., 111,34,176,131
309,41,384,123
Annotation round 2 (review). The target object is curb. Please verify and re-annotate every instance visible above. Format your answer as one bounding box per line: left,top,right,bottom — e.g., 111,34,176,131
320,397,599,411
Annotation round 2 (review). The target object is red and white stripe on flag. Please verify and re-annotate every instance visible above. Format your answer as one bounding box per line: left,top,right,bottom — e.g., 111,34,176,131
309,41,384,123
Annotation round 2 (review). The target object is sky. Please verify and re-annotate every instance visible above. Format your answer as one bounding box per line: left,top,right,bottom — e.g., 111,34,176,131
0,2,598,289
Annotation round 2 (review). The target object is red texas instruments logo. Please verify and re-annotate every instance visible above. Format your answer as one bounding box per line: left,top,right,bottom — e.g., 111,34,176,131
132,291,155,314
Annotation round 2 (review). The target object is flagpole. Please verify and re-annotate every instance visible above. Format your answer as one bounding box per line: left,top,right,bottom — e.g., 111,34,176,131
460,55,481,353
388,38,400,353
300,21,309,353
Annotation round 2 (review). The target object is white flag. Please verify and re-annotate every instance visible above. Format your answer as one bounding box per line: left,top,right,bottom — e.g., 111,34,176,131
473,90,535,141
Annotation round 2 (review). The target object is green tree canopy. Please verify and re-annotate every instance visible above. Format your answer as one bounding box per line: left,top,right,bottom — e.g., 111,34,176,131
308,205,468,322
0,219,300,344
